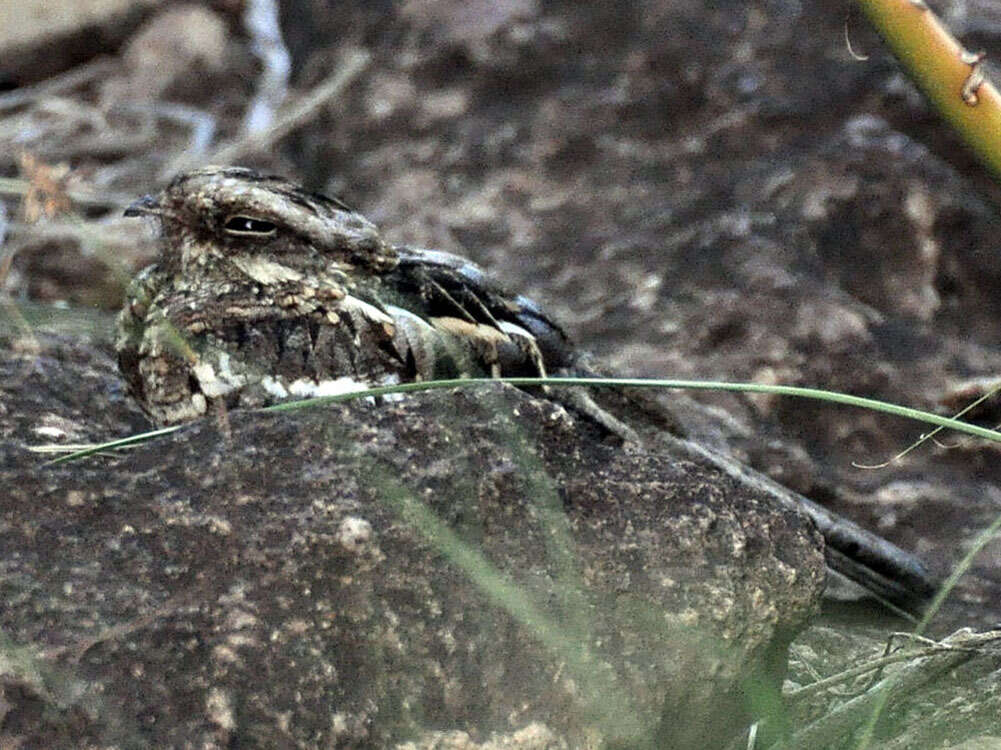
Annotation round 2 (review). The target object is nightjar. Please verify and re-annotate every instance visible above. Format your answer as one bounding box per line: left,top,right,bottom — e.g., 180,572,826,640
116,167,585,427
116,167,938,614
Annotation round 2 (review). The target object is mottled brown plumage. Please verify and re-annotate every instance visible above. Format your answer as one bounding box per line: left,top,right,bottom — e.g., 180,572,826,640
117,167,580,426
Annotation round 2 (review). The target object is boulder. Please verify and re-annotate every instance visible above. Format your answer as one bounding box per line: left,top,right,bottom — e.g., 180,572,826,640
0,332,824,748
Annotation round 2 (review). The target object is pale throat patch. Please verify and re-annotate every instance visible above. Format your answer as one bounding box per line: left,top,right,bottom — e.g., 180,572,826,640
230,256,306,285
191,352,247,398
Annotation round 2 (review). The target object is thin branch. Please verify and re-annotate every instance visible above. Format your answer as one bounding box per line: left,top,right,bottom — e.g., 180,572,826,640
856,0,1001,182
240,0,292,135
196,48,371,169
0,57,117,112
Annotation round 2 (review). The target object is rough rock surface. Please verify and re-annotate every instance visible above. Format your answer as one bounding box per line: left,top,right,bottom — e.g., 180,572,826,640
0,332,824,749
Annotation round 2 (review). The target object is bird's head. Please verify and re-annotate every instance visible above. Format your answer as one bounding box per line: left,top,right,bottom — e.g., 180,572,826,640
125,167,397,274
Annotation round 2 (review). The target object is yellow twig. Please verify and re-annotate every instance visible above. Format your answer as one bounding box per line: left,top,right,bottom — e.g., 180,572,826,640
856,0,1001,181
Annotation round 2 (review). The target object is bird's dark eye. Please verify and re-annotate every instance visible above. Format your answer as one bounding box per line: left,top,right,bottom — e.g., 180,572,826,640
223,215,278,236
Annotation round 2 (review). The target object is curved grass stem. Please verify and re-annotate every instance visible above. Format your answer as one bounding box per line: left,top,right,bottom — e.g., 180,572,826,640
35,376,1001,463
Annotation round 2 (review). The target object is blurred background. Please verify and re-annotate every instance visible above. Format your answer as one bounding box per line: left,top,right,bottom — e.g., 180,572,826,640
2,0,1001,630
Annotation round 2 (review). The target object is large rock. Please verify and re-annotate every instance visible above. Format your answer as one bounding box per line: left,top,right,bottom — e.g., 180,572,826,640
276,0,1001,633
0,332,825,748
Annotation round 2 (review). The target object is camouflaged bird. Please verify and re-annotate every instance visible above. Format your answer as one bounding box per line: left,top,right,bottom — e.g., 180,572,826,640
117,166,939,615
116,167,609,428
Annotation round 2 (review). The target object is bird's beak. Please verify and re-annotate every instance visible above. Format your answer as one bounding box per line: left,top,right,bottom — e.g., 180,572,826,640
124,194,161,217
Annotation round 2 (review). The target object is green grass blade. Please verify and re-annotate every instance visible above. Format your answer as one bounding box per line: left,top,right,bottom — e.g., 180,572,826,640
38,376,1001,463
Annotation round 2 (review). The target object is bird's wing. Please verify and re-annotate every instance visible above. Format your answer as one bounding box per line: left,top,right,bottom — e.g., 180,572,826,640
387,248,577,374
